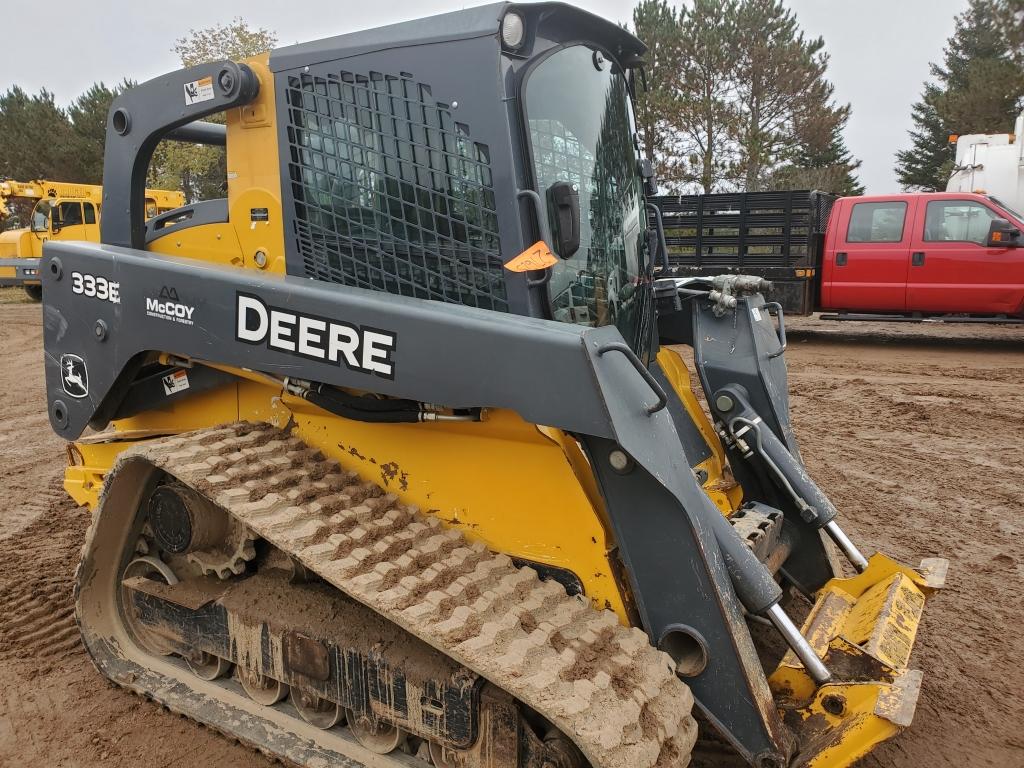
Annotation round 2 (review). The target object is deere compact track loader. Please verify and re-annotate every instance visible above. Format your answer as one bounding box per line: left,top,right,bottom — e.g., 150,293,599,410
40,4,946,767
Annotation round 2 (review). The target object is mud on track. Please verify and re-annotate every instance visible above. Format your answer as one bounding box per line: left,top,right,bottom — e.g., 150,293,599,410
0,302,1021,767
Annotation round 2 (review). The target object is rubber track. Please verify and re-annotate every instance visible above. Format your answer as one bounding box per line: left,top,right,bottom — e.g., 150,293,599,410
123,422,698,768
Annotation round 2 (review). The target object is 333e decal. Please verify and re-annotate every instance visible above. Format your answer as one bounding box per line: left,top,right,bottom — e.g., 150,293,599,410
71,271,120,304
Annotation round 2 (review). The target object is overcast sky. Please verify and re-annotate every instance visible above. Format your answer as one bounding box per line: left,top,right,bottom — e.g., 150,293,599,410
2,0,969,193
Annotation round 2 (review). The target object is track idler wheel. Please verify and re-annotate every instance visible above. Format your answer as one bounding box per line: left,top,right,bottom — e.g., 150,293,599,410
346,709,406,754
121,556,179,656
292,689,344,729
237,668,289,705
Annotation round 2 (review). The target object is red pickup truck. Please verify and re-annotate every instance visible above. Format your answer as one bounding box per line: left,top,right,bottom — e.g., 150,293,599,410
653,190,1024,320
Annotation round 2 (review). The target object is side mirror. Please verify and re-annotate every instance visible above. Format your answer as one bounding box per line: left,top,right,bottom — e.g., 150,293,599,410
547,180,580,259
986,217,1020,247
640,159,658,197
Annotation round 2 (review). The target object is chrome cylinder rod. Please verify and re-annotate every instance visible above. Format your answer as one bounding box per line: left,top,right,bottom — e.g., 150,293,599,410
824,520,869,572
765,603,832,684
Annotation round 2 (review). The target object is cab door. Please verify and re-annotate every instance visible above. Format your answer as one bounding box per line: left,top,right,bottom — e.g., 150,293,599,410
51,201,89,244
81,202,100,240
906,198,1024,313
826,198,914,311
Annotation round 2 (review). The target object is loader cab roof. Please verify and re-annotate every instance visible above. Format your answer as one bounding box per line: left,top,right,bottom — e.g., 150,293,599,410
268,2,645,73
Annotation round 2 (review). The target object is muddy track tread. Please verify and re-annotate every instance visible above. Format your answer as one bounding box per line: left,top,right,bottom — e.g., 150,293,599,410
127,422,697,768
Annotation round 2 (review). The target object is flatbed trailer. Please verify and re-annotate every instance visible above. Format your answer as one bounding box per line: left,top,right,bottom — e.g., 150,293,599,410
651,190,834,314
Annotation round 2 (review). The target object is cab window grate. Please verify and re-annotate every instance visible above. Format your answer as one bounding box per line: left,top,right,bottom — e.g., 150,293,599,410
285,70,508,311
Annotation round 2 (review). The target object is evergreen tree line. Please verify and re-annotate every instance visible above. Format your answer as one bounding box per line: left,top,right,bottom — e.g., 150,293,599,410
3,4,1022,205
0,18,275,215
896,0,1024,191
632,0,863,195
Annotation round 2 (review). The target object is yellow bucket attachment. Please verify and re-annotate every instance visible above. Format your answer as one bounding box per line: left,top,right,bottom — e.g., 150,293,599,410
769,553,948,767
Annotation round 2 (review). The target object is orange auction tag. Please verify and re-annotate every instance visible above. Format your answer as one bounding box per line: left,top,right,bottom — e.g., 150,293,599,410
504,241,558,272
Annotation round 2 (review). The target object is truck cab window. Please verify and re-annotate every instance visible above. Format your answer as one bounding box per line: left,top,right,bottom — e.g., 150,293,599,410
58,201,84,227
30,200,52,232
925,200,999,245
846,201,907,243
84,203,97,224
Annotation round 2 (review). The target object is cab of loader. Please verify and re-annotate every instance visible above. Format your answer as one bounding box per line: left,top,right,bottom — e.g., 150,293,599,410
39,4,947,768
99,3,657,355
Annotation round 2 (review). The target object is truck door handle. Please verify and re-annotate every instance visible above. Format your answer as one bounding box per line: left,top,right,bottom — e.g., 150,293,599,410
836,252,847,266
912,252,925,266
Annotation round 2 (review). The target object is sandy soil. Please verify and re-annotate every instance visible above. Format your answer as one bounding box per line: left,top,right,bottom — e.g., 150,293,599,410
0,303,1021,767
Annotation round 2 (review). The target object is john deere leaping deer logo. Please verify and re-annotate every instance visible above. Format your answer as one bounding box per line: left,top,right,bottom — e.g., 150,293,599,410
60,354,88,398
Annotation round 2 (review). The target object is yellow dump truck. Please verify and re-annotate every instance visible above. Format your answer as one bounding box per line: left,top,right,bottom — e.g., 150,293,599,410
0,179,184,299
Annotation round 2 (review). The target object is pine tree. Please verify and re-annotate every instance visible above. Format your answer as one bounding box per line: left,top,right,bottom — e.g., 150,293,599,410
771,107,863,195
896,0,1024,191
0,87,81,181
675,0,740,193
67,82,133,184
996,0,1024,62
632,1,685,188
729,0,847,191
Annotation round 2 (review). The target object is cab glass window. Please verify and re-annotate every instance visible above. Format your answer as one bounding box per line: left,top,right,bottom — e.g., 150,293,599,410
924,200,999,245
30,201,52,232
525,45,650,354
58,201,84,227
84,202,97,224
846,202,907,243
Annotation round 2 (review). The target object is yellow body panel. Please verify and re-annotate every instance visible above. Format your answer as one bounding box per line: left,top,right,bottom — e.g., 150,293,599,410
656,346,742,513
148,222,245,266
226,58,288,276
144,57,286,274
74,373,632,619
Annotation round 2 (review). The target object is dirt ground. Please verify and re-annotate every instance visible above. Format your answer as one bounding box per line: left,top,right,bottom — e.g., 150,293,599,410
0,298,1022,767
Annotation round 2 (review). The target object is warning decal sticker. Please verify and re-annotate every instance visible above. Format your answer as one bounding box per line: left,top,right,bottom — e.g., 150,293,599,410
183,76,215,106
162,369,190,396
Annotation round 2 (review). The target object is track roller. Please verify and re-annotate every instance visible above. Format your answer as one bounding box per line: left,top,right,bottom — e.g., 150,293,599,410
237,668,289,705
347,709,406,754
186,651,233,681
292,689,344,729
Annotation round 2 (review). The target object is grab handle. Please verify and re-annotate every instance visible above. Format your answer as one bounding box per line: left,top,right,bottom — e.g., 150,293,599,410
764,302,787,359
596,342,668,415
517,189,554,288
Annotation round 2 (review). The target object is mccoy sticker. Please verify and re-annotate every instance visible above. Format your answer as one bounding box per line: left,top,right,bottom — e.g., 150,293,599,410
146,286,195,326
183,76,215,106
162,369,190,396
235,292,397,379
